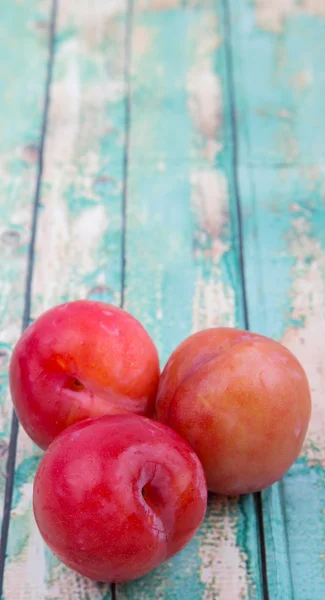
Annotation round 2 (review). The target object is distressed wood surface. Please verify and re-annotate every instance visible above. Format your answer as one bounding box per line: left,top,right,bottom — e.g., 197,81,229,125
0,0,52,531
228,0,325,598
3,1,128,598
117,1,263,598
1,0,325,598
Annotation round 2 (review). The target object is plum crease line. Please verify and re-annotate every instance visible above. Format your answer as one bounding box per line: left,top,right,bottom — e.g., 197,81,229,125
221,0,270,599
0,1,59,596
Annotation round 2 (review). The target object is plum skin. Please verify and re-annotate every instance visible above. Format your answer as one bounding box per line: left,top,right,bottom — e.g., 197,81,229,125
33,414,207,583
10,300,160,449
156,328,311,495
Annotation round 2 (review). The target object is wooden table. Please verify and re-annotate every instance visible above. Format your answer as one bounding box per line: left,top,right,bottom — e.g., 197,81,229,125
0,1,324,598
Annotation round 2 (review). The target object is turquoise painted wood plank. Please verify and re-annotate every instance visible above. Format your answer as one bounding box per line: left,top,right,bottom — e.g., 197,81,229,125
0,0,52,528
3,1,128,598
228,0,325,598
117,1,263,598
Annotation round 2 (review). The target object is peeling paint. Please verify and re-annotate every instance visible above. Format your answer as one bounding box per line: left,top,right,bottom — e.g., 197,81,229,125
118,2,261,598
199,498,249,600
192,276,236,332
191,170,229,240
188,10,235,336
5,518,47,600
30,0,125,316
60,0,125,28
7,0,325,598
0,0,52,523
133,25,154,57
188,5,258,598
227,0,325,596
137,0,181,11
190,171,235,332
254,0,296,33
4,1,127,598
283,212,325,465
302,0,325,15
46,563,110,600
187,12,222,160
188,69,222,139
291,70,313,91
254,0,325,33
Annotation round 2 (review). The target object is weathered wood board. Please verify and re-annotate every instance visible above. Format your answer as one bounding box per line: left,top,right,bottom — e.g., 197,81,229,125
0,0,324,598
229,0,325,598
0,0,53,561
2,0,128,598
118,0,263,598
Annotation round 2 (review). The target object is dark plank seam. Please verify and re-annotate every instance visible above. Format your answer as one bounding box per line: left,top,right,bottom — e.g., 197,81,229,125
0,1,58,596
221,1,270,598
120,0,134,311
278,479,295,596
111,0,134,596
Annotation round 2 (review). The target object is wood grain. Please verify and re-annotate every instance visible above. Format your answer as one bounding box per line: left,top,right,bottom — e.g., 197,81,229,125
229,0,325,597
3,0,325,598
117,1,262,598
0,0,52,529
3,1,128,598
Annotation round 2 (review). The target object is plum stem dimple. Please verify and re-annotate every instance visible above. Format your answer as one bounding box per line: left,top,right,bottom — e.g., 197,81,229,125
65,377,85,392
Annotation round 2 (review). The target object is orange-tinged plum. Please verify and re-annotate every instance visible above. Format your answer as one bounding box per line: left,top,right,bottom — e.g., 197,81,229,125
156,328,311,495
33,415,207,583
10,300,160,449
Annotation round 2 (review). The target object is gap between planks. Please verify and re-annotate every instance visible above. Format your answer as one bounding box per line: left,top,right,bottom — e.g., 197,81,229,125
221,0,269,598
0,1,269,598
110,0,134,598
0,0,59,597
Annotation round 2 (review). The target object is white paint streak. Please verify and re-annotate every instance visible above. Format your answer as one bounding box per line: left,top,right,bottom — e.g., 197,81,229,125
191,170,235,333
291,70,313,91
255,0,325,32
137,0,180,10
283,209,325,465
191,170,229,240
133,26,154,57
11,482,34,518
192,276,236,333
0,148,39,449
61,0,125,23
188,70,222,139
5,483,47,600
190,170,235,332
254,0,297,33
303,0,325,15
4,2,126,599
188,9,248,598
199,498,249,600
188,12,222,161
31,3,118,316
46,564,110,600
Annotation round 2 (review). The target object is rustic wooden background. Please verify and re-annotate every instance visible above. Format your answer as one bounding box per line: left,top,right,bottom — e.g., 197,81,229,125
0,1,324,598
